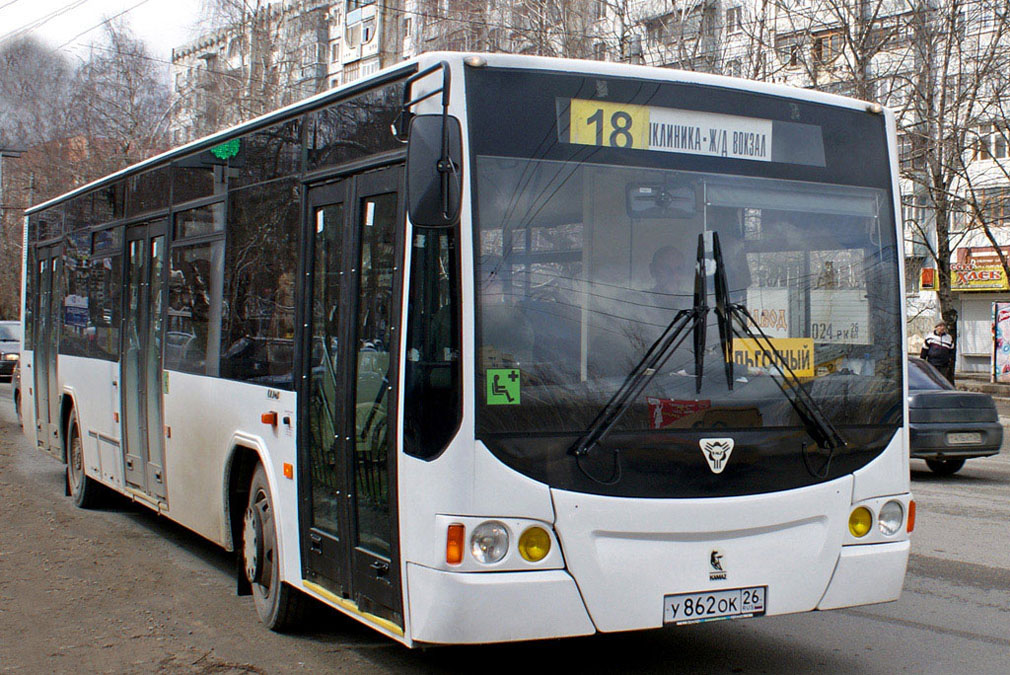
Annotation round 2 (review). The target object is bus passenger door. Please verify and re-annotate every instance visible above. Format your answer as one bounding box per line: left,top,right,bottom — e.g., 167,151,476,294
121,221,168,501
301,165,404,627
34,244,62,459
302,179,352,597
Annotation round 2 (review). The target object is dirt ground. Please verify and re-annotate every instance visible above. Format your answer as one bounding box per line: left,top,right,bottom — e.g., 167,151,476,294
0,386,426,674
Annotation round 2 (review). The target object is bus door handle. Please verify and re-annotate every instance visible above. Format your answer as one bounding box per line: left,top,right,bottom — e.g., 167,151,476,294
370,560,390,577
309,533,323,555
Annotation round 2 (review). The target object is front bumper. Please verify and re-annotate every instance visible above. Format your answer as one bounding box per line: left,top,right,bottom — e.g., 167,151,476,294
817,540,910,609
406,564,595,644
909,421,1002,460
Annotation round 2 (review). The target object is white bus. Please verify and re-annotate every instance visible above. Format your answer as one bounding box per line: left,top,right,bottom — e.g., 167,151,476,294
19,52,913,645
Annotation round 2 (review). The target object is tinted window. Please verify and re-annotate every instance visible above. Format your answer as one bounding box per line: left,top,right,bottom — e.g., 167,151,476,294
168,240,224,375
23,247,35,348
908,358,952,390
404,228,461,459
37,207,63,241
89,229,123,361
173,151,228,203
59,230,92,356
230,120,303,188
64,195,92,232
307,84,403,171
221,179,300,388
127,167,171,217
174,202,225,239
95,181,125,222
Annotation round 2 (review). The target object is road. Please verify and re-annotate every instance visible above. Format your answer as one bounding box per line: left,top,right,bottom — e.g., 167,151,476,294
1,381,1009,674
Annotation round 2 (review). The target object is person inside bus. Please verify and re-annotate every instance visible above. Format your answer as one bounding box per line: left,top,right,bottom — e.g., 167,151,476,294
649,245,694,301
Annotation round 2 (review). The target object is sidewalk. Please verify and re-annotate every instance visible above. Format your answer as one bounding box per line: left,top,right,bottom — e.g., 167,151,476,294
954,371,1010,400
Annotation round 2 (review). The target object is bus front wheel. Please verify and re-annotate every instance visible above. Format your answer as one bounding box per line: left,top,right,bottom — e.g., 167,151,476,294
243,464,304,631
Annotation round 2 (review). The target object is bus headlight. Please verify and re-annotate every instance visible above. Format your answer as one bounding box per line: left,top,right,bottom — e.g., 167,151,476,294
848,507,873,537
518,526,551,562
878,500,904,536
471,521,509,564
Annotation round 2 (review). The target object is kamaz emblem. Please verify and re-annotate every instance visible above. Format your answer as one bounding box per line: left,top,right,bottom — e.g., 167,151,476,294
710,549,727,581
700,438,734,474
267,389,281,400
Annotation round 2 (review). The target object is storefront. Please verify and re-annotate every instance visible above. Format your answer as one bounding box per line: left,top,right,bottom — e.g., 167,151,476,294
949,246,1010,373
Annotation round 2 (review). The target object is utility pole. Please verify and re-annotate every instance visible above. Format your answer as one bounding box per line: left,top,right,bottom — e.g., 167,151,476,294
0,148,25,217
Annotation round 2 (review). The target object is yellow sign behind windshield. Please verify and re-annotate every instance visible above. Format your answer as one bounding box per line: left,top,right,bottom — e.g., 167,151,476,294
732,338,814,378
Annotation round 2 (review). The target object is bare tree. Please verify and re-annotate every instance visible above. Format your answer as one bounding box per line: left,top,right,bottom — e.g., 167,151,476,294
0,24,173,319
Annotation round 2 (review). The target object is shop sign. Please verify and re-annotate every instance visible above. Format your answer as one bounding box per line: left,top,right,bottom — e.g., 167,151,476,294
951,247,1010,291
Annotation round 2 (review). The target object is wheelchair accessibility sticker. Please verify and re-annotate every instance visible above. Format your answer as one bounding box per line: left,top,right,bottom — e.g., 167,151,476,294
486,369,521,405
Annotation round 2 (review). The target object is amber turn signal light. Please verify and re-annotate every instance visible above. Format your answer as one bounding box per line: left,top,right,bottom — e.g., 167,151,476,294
446,524,465,565
907,500,916,533
261,411,278,426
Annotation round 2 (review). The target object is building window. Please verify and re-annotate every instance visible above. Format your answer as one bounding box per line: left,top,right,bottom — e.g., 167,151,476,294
775,34,802,67
973,124,992,161
595,0,606,20
331,41,340,62
594,41,607,61
995,124,1007,159
812,31,843,64
726,6,742,35
976,187,1010,227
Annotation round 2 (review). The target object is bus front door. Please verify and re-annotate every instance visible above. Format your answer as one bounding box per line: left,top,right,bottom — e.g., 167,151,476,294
301,165,404,627
34,244,62,459
120,221,168,502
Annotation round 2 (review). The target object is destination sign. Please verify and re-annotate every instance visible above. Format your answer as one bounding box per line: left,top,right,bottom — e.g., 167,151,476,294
566,98,774,162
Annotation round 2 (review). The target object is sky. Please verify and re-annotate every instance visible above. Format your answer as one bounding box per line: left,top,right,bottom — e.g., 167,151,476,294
0,0,207,68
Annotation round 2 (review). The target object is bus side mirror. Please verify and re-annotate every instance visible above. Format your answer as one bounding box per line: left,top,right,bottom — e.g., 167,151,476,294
406,114,462,227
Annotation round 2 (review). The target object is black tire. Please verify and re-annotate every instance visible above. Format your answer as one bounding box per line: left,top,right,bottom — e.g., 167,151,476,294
243,464,304,631
66,409,103,508
926,458,966,475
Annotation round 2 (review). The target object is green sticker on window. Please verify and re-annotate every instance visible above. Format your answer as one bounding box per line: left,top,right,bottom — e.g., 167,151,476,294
209,138,241,160
486,369,520,405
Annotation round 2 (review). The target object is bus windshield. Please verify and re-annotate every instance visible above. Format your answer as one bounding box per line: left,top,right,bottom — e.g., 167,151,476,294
467,68,903,497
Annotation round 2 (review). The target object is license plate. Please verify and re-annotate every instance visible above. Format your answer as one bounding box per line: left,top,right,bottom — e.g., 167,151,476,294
664,586,766,625
948,432,982,445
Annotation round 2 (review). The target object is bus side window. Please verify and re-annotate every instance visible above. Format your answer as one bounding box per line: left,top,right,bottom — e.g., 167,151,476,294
403,229,461,459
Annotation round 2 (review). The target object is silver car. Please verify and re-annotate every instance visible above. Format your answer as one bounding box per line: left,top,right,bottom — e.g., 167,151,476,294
0,321,20,382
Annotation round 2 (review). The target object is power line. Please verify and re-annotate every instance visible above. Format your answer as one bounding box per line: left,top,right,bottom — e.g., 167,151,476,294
0,0,92,46
54,0,156,51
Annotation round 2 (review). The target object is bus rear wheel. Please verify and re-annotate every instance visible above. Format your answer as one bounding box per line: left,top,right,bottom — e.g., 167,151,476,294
243,464,304,631
66,409,102,508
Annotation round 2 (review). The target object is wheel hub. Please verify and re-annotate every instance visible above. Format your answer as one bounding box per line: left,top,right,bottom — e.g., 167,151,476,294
243,504,264,584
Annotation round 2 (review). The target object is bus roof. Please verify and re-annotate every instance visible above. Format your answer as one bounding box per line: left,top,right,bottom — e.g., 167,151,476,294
26,51,883,216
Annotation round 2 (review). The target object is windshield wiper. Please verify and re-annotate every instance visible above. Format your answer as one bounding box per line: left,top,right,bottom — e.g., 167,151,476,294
569,234,709,482
711,232,847,470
